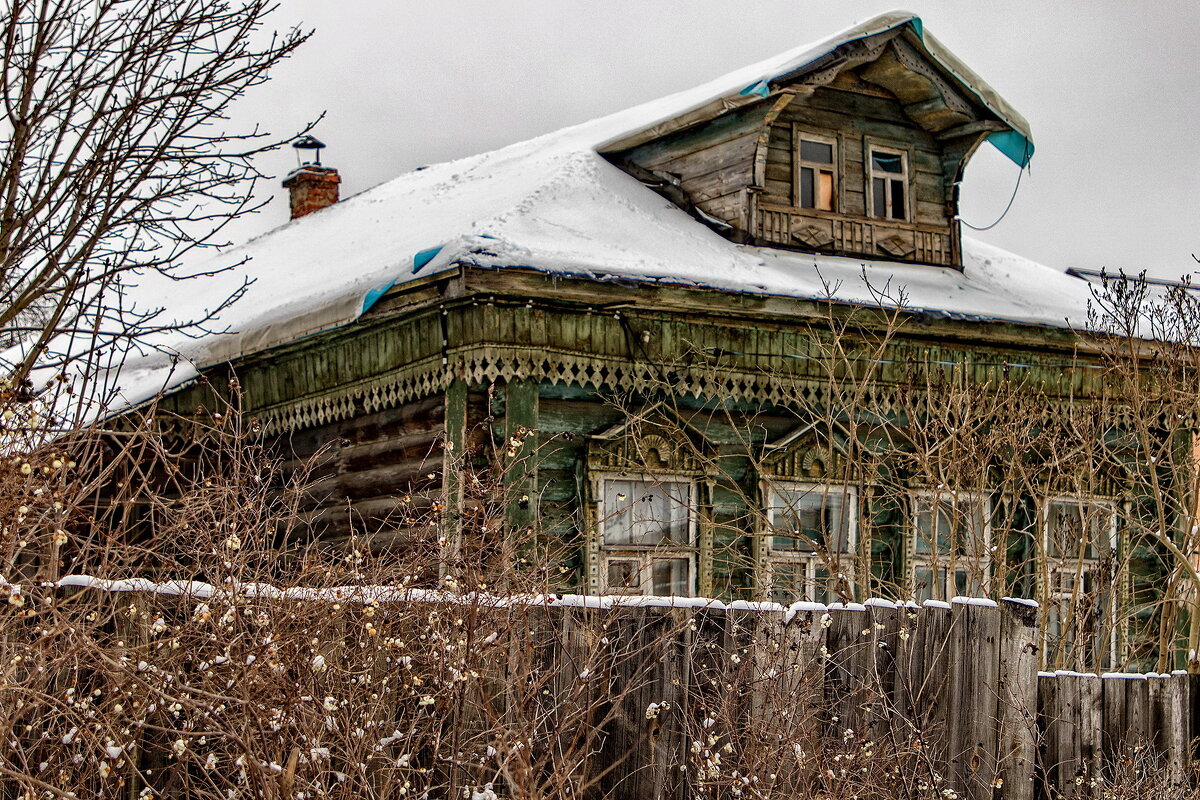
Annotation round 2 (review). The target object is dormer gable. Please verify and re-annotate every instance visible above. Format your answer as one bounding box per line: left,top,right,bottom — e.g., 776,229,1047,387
599,14,1031,270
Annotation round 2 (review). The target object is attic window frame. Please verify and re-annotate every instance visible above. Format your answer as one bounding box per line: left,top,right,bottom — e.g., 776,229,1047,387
866,142,911,223
792,126,839,212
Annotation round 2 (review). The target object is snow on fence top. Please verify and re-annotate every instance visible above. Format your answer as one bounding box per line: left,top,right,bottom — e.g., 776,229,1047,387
46,573,1033,626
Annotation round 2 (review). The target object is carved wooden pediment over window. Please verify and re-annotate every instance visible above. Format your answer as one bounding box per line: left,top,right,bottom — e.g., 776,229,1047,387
761,421,854,482
586,406,716,476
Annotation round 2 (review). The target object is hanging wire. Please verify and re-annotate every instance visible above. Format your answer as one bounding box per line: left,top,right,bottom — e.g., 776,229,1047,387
960,140,1031,232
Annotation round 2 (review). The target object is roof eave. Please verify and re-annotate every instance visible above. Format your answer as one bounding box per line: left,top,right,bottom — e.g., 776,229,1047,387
597,12,1033,167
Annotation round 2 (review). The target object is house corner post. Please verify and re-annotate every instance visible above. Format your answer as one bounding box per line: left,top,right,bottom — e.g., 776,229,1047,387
441,378,468,572
503,378,540,549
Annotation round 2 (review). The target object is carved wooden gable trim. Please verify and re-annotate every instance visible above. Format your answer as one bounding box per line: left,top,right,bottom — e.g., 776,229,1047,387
762,421,854,482
586,405,717,476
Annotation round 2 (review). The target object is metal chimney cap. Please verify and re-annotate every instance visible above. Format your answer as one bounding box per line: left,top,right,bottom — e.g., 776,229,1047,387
292,135,325,150
292,135,326,165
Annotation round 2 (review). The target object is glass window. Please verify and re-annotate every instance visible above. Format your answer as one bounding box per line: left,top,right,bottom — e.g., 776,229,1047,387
766,483,857,603
868,147,908,221
1042,497,1118,669
598,476,695,596
602,479,690,546
796,133,837,212
910,491,989,602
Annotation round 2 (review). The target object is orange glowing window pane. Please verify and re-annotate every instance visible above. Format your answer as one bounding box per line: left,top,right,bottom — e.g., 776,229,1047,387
818,170,835,211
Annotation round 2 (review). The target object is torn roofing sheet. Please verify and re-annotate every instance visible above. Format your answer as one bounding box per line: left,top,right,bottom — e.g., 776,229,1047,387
11,11,1090,419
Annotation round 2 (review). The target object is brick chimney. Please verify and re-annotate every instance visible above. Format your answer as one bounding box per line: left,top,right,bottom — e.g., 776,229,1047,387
282,165,340,220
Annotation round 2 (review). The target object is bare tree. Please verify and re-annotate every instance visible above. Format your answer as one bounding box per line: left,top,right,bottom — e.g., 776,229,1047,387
0,0,309,425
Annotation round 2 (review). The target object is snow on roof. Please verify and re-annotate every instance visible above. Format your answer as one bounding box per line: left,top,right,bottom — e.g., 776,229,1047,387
20,11,1096,418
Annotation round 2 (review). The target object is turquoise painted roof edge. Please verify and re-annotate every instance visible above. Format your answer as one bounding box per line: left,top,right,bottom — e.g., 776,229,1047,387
738,13,1032,168
987,130,1035,168
360,245,444,315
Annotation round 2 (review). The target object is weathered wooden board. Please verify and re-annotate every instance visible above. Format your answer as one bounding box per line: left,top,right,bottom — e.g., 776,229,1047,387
998,599,1039,800
946,601,1001,799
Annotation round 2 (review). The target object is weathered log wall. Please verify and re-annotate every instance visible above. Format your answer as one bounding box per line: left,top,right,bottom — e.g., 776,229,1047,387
274,394,451,544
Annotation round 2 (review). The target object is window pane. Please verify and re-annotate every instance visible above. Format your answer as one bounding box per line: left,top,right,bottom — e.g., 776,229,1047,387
818,170,835,211
603,479,690,546
771,486,852,554
872,177,887,217
958,502,984,557
800,139,834,164
602,479,637,545
915,499,954,554
872,151,904,174
1047,500,1113,560
800,167,814,209
914,499,935,554
651,558,690,595
768,561,805,604
890,179,905,219
955,568,983,596
914,565,939,602
936,505,955,552
607,559,640,591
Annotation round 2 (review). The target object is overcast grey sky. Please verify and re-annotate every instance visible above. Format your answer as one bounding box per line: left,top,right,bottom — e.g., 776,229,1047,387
227,1,1200,280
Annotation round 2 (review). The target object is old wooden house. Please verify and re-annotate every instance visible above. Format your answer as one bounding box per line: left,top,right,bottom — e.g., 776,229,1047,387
131,13,1183,670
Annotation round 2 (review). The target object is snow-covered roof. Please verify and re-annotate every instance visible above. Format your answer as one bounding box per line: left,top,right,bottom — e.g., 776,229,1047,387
26,11,1100,418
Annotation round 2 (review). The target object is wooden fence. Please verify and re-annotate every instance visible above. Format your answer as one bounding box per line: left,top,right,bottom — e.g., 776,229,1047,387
27,584,1197,799
533,595,1195,800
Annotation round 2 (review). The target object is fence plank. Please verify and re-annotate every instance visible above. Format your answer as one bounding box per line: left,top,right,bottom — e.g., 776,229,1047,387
946,600,1001,800
1160,674,1189,786
1078,674,1102,792
1101,674,1128,760
915,600,953,770
865,599,903,743
598,605,691,800
998,598,1039,800
1036,672,1054,797
825,603,870,737
1124,674,1151,747
776,605,828,790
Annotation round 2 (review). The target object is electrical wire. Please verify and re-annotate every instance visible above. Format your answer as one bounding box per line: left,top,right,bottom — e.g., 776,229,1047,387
960,141,1031,232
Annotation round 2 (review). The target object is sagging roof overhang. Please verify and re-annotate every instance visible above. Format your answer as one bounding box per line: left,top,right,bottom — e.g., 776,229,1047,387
597,11,1034,168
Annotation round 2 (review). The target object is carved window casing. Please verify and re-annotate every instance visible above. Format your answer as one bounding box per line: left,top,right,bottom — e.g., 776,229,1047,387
758,427,859,603
909,490,991,601
585,416,715,596
595,473,696,596
765,482,857,603
1041,496,1119,669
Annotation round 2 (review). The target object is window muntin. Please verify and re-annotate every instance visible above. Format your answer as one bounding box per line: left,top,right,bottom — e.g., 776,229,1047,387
795,132,837,212
1042,497,1119,669
868,147,908,221
909,491,990,602
597,475,696,596
765,483,857,603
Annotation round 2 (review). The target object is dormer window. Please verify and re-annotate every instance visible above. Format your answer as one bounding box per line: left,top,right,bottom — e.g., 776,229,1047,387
868,146,908,221
796,131,837,211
